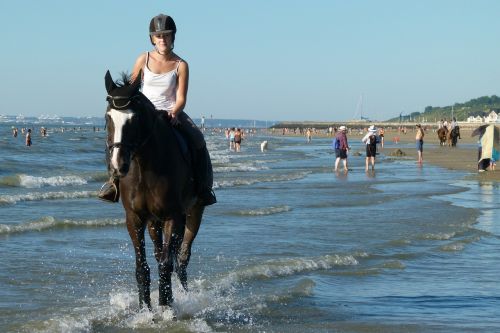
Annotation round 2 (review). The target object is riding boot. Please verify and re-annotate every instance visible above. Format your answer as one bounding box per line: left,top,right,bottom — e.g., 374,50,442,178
98,176,120,203
195,146,217,206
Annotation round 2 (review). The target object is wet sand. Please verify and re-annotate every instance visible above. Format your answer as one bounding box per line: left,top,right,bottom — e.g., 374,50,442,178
273,127,499,182
378,129,499,182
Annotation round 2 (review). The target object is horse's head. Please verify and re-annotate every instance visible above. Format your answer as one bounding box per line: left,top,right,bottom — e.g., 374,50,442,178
104,70,152,177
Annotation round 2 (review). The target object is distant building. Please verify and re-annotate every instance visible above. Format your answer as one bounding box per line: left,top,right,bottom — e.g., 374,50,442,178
466,110,498,123
486,110,498,123
467,115,484,123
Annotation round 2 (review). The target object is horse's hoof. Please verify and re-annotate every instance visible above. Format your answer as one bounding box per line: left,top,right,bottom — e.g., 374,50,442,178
158,305,177,321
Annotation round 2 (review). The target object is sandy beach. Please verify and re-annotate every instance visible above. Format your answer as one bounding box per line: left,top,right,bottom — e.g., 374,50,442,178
377,128,499,182
273,126,500,182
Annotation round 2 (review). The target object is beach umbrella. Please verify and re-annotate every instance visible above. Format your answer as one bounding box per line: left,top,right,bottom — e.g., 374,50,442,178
471,124,489,137
477,124,500,168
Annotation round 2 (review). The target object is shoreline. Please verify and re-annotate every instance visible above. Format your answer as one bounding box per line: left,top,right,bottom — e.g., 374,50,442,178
368,130,499,182
269,127,499,182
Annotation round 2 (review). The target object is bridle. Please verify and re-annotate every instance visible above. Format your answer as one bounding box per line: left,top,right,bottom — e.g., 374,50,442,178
106,94,157,160
106,94,140,110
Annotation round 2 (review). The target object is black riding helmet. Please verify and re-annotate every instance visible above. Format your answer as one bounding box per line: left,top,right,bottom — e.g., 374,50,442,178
149,14,176,45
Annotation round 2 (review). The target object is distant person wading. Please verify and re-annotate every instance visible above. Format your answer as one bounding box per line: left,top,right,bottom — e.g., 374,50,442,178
362,125,379,171
334,126,349,172
415,124,425,165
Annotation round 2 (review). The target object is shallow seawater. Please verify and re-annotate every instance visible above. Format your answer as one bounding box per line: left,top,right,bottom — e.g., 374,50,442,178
0,121,499,332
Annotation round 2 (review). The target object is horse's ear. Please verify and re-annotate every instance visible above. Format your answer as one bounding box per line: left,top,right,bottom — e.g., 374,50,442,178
105,70,117,94
131,70,142,91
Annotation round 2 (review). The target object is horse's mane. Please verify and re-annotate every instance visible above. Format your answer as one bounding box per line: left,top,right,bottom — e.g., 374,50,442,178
115,72,133,87
108,71,169,131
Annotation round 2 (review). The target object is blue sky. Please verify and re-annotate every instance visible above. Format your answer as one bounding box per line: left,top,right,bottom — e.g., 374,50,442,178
1,0,498,121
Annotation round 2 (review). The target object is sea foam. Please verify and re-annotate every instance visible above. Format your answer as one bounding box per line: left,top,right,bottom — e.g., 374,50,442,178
0,216,124,234
0,174,89,188
19,174,88,188
232,205,291,216
0,190,96,205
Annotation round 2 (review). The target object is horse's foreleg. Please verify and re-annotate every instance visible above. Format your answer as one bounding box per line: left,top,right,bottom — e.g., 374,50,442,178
147,220,163,262
171,215,186,287
158,218,175,306
126,214,151,310
177,205,205,291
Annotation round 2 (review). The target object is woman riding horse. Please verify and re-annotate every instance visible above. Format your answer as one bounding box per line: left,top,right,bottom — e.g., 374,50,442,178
101,13,217,310
99,13,216,206
105,70,207,309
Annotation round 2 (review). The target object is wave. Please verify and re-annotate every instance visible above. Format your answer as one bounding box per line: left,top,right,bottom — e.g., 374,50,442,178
12,252,360,332
231,205,291,216
217,253,359,285
439,235,482,252
214,164,268,173
0,174,88,188
0,190,96,205
418,232,456,240
0,216,124,235
214,171,310,188
263,278,316,305
22,278,249,333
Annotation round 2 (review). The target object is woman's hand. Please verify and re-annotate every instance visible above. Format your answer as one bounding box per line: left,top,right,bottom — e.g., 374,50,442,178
168,111,180,126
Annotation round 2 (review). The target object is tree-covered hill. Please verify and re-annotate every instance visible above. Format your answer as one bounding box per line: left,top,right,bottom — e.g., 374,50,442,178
386,95,500,122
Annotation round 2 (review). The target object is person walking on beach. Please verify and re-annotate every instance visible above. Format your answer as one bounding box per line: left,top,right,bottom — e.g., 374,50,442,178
98,13,216,206
362,125,378,171
334,126,349,172
415,124,425,165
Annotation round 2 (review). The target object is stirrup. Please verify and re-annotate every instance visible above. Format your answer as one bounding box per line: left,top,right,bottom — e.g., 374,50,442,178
98,182,119,203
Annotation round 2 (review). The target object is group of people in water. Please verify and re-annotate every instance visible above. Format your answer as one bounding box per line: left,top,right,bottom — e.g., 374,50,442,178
11,126,35,147
11,125,96,147
332,124,425,172
332,125,384,172
225,127,244,152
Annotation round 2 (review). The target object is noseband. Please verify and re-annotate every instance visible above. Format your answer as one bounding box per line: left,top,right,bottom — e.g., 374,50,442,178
106,94,140,110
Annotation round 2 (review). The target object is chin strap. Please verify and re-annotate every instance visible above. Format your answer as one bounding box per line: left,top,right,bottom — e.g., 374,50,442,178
154,45,174,56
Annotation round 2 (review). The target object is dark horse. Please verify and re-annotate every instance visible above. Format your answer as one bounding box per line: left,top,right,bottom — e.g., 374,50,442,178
104,71,205,310
449,126,461,146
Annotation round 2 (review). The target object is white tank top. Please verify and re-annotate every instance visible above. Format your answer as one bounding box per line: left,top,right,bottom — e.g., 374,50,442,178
142,52,181,111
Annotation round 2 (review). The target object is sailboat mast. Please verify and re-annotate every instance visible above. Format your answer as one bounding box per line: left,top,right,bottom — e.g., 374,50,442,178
359,94,363,120
354,94,363,121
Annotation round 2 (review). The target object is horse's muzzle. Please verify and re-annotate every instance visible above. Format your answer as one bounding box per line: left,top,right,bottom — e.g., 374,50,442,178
112,162,130,178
